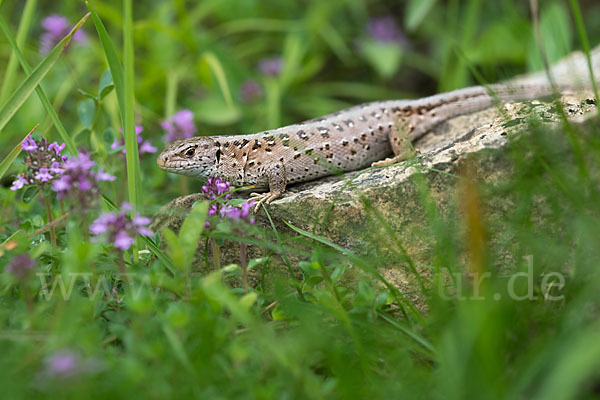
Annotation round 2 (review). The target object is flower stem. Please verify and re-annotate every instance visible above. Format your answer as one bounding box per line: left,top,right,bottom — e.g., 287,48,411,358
240,242,248,292
42,193,57,250
118,251,126,275
211,239,221,271
24,285,34,315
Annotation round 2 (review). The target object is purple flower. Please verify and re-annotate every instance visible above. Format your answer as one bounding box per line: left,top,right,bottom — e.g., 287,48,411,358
13,137,67,190
78,177,92,191
96,168,116,182
50,152,115,212
161,110,197,142
258,57,283,77
43,350,79,379
48,142,65,155
90,204,153,251
367,17,405,43
200,177,257,227
239,80,263,102
201,177,231,201
112,125,157,156
5,254,35,279
49,161,64,174
40,14,87,55
35,168,53,182
140,141,157,154
65,152,94,171
220,201,255,224
133,215,153,236
10,175,28,191
89,213,116,235
22,136,38,152
51,175,70,192
114,231,134,250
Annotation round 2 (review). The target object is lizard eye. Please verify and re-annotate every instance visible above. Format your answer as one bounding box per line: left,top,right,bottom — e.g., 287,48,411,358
215,149,221,163
184,148,196,158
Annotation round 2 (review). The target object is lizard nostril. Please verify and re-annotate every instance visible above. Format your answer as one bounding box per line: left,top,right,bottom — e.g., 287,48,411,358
157,152,167,167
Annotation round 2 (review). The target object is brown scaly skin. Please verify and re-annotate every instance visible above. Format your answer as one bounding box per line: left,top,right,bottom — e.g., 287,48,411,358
158,47,600,212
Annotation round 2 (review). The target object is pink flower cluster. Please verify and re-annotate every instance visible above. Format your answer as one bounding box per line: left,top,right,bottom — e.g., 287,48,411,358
161,110,197,142
111,125,157,155
90,203,152,250
11,137,67,191
40,14,87,54
201,177,255,226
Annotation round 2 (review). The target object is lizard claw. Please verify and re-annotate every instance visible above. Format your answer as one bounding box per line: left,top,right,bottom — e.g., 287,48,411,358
371,155,404,167
249,192,280,213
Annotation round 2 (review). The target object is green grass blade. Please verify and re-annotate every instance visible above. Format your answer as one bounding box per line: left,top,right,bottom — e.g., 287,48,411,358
0,123,38,180
201,52,235,111
123,0,141,209
0,15,77,155
567,0,600,108
87,1,142,259
0,12,89,134
85,2,126,118
123,0,142,262
0,0,37,104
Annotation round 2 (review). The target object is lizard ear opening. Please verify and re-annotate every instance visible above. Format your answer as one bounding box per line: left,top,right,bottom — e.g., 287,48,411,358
215,149,221,163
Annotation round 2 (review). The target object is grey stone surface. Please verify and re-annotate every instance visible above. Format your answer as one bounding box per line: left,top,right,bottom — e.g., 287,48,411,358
151,93,598,297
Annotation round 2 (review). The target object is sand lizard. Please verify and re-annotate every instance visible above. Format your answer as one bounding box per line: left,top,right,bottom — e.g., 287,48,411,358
158,48,599,211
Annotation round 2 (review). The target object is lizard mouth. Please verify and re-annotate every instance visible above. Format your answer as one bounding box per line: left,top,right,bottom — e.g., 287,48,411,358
156,152,195,171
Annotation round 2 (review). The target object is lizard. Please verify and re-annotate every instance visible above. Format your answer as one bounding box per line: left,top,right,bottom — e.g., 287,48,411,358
157,47,600,212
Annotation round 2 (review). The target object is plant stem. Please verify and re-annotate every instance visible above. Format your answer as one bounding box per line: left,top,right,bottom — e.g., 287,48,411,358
24,284,34,315
118,251,126,275
240,242,248,292
211,239,221,271
42,193,57,250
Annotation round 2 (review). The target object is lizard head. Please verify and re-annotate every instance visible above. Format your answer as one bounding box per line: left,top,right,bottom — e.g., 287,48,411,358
157,137,221,178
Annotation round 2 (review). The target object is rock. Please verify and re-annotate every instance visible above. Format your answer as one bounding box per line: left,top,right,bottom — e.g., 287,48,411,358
151,93,598,298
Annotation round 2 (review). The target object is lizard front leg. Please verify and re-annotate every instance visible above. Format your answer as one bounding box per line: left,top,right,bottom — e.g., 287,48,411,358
249,161,286,212
371,120,416,167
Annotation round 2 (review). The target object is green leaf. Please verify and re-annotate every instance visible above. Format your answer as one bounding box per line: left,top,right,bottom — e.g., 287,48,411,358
178,201,209,270
331,264,346,283
405,0,438,32
0,12,90,135
358,40,403,80
358,281,375,301
77,98,96,129
77,88,99,100
99,84,114,100
271,304,287,321
22,185,40,203
103,127,115,145
238,292,258,311
247,257,269,271
163,228,184,271
98,69,113,98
